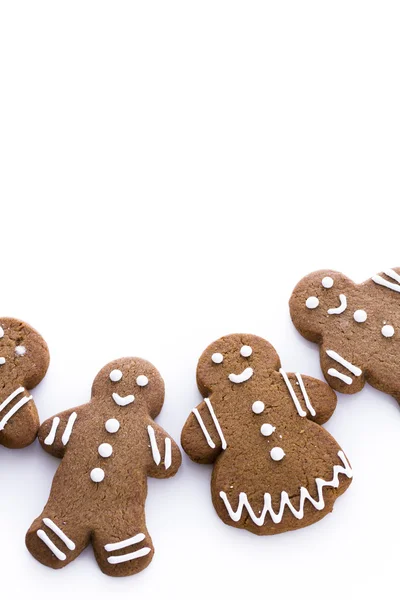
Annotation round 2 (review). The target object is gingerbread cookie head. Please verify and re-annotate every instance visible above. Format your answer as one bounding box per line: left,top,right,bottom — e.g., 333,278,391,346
290,267,400,400
0,317,50,448
196,334,280,397
182,334,352,535
91,357,165,418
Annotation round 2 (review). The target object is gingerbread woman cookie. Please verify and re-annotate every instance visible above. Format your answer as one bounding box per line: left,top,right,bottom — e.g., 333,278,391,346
0,317,49,449
181,334,352,535
290,268,400,401
26,357,181,577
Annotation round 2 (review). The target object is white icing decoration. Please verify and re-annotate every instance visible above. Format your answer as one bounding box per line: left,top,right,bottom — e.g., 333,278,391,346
112,392,135,406
37,529,66,561
219,451,352,525
105,418,120,433
228,367,253,384
279,369,307,417
98,443,113,458
0,326,3,338
136,375,148,387
0,386,25,414
44,417,60,445
0,393,32,431
62,412,77,445
212,352,223,364
204,397,227,449
372,268,400,293
164,438,172,469
240,345,252,357
295,372,316,417
104,533,145,552
261,423,275,436
306,296,319,309
353,309,367,323
109,369,123,382
90,467,105,483
382,324,395,338
15,346,26,356
192,408,215,448
252,400,265,414
328,294,347,315
270,447,285,461
0,357,5,365
42,518,76,551
328,368,352,385
322,276,334,289
107,547,151,564
326,349,362,376
147,425,161,465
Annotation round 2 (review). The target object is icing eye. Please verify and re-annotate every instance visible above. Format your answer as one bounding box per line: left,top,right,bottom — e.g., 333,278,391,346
0,326,4,339
353,310,367,323
270,447,285,461
15,346,26,356
322,276,334,289
212,353,223,364
260,423,275,436
306,296,319,309
382,324,395,338
240,345,252,357
109,369,123,382
252,400,265,414
136,375,149,387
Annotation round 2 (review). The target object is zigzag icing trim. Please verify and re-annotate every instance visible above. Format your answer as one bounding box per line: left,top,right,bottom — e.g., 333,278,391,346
219,451,352,525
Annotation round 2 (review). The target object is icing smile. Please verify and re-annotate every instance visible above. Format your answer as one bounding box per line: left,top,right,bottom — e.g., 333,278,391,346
228,367,254,384
112,392,135,406
327,294,347,315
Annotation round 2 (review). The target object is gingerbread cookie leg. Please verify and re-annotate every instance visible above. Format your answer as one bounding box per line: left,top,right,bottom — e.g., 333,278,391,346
92,515,154,577
26,507,90,569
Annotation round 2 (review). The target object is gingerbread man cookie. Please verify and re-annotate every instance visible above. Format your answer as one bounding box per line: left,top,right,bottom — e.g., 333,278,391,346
26,358,181,577
290,268,400,401
181,334,352,535
0,317,49,449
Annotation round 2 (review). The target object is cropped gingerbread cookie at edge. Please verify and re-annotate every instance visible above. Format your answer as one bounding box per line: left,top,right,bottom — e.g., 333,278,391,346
0,317,49,449
26,357,181,577
181,334,352,536
290,268,400,403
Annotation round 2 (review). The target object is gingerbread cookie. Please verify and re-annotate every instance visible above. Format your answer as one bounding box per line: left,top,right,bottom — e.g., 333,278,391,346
290,268,400,401
0,317,49,449
26,357,181,577
181,334,352,535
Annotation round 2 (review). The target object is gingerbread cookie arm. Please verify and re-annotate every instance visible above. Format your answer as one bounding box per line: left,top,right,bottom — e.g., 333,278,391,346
38,407,82,458
146,421,182,478
181,397,226,464
319,345,366,395
286,373,338,424
0,388,40,449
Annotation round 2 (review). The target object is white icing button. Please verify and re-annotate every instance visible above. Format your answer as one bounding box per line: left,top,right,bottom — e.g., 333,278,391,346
105,418,120,433
322,276,334,289
353,309,367,323
252,401,265,414
15,345,26,356
109,369,123,382
382,324,395,338
98,443,113,458
0,357,5,365
212,352,223,364
136,375,148,387
240,345,252,357
0,326,4,338
90,468,105,482
306,296,319,309
270,447,285,461
261,423,275,437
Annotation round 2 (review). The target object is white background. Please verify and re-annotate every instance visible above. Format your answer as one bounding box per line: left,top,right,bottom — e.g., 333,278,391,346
0,2,399,598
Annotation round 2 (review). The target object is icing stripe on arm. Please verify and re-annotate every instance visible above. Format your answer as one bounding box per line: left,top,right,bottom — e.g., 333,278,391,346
326,350,362,376
204,398,227,449
279,369,307,417
0,387,25,414
192,407,216,449
295,373,316,417
164,437,172,469
372,268,400,293
62,412,78,445
0,395,33,431
44,417,60,445
147,425,161,465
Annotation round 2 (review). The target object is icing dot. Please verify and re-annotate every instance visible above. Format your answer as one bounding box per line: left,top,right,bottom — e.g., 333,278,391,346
270,447,285,461
252,401,265,414
98,443,113,458
136,375,148,387
322,276,334,289
382,324,395,338
105,418,120,433
261,423,275,437
109,369,123,382
306,296,319,309
15,346,26,356
90,468,105,483
240,345,252,357
0,326,3,338
353,310,367,323
0,358,5,365
212,353,223,364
